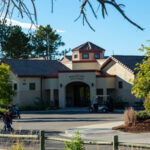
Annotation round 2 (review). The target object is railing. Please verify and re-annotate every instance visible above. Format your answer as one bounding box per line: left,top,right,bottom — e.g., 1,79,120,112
0,131,150,150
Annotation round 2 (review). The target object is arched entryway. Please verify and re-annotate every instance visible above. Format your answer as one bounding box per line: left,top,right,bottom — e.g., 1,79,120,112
66,82,90,107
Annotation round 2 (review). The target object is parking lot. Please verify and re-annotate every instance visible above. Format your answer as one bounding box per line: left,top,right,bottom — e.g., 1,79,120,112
2,109,123,134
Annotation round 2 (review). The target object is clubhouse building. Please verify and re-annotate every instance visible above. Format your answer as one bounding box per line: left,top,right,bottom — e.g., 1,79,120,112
1,42,144,108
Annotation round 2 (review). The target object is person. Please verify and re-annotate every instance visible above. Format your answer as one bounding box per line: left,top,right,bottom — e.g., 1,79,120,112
3,112,13,132
12,105,20,119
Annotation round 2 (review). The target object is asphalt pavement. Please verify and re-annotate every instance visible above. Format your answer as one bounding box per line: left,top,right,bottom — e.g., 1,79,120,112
62,121,150,145
0,108,150,149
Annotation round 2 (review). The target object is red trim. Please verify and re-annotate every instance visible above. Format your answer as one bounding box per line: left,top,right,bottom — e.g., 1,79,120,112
59,70,99,73
72,49,104,52
72,60,97,63
44,75,58,78
18,75,41,78
79,50,104,53
96,74,116,78
18,75,58,78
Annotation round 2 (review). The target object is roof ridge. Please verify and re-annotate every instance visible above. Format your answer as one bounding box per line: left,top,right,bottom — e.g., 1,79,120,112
112,55,145,57
72,41,105,51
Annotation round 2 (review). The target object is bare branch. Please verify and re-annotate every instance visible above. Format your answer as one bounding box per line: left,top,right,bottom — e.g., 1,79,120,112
0,0,144,32
87,0,97,19
3,0,11,24
98,0,144,30
51,0,53,13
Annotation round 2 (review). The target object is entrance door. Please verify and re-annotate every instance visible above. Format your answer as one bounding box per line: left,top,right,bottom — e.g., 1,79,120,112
66,82,90,107
44,90,50,102
54,89,59,107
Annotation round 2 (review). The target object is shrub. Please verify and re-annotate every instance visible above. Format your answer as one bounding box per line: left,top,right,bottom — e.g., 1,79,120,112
0,107,8,114
18,97,55,111
136,110,150,121
113,97,129,109
144,92,150,112
11,143,23,150
124,107,136,126
64,130,85,150
34,97,51,110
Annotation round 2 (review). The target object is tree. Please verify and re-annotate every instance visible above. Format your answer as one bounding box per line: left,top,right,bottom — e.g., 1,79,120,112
131,43,150,99
0,0,144,31
31,25,64,60
0,63,15,105
0,25,33,59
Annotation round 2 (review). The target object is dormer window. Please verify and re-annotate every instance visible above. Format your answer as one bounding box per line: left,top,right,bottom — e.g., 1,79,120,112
74,54,78,59
94,53,100,59
82,53,89,59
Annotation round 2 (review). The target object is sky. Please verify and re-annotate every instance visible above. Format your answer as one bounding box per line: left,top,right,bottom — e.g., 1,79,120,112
6,0,150,56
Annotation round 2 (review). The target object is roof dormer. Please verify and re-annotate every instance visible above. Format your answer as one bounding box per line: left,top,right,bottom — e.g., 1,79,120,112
72,41,105,61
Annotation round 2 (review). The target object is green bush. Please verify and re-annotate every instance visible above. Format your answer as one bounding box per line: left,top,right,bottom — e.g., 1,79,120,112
144,92,150,112
11,143,23,150
18,97,55,111
0,107,8,114
113,97,129,109
135,110,150,121
64,130,85,150
34,97,51,110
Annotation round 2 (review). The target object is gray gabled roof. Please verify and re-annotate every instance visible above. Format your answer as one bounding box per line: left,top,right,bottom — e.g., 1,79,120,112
65,55,72,61
101,55,145,73
72,41,105,51
2,59,70,76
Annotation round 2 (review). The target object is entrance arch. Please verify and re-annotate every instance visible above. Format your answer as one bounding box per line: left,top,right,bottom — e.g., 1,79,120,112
66,82,90,107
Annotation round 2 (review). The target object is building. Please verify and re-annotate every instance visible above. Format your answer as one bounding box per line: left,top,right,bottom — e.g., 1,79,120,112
1,42,144,108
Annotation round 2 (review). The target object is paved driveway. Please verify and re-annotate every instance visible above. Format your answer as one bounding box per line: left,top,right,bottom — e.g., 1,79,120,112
0,109,123,134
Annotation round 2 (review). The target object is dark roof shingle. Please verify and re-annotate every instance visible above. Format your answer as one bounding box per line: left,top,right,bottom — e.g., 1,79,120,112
112,55,145,73
65,55,72,61
2,59,70,76
72,41,105,51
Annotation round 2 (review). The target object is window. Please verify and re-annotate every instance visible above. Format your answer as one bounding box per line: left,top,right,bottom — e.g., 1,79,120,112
29,83,36,90
14,83,17,90
94,53,100,59
118,81,123,89
82,53,89,59
74,54,78,59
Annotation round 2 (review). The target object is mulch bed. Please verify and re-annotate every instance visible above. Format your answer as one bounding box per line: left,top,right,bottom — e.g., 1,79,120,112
112,119,150,133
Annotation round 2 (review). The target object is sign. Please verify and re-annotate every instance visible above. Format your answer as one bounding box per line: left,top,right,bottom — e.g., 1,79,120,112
69,75,84,80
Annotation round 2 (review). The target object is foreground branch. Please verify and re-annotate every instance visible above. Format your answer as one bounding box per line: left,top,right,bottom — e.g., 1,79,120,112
0,0,144,31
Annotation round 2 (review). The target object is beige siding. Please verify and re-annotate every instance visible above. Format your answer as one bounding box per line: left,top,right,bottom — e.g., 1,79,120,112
72,51,80,61
102,60,137,104
106,78,115,89
96,77,115,89
72,62,100,70
62,62,72,69
10,72,20,104
18,77,41,106
58,72,96,107
19,91,40,105
43,78,58,89
103,61,134,82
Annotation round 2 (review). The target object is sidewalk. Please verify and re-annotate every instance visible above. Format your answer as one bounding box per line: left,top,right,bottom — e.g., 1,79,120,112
62,121,150,144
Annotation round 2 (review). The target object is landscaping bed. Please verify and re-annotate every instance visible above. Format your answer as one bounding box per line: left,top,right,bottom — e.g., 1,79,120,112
112,108,150,133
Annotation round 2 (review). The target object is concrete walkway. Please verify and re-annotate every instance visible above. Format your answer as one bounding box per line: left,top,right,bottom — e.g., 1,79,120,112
62,121,150,144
